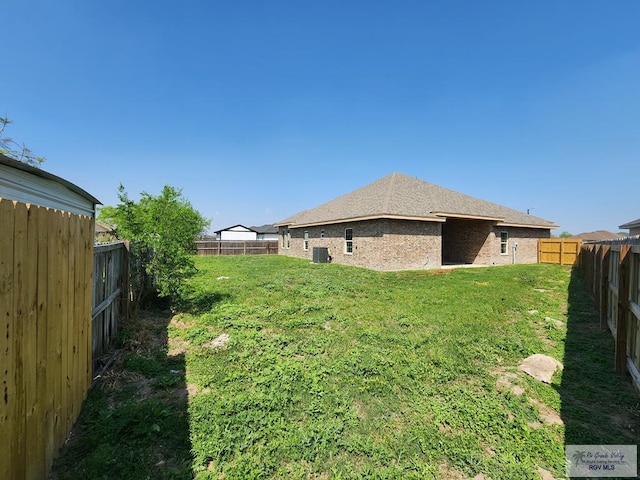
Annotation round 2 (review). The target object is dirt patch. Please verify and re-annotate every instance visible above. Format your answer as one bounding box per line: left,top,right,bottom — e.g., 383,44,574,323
529,398,563,426
169,313,196,331
437,463,466,479
537,466,560,480
493,369,525,396
169,337,189,356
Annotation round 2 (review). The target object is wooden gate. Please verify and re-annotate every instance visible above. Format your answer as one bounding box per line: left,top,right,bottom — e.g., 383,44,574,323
538,238,582,265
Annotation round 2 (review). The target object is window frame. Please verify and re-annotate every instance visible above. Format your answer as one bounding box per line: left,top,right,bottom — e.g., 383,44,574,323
500,231,508,255
345,228,353,254
303,231,309,251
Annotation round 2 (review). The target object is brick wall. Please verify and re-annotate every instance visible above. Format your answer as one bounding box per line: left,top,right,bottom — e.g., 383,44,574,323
279,219,442,271
279,219,549,271
485,226,549,265
442,218,488,264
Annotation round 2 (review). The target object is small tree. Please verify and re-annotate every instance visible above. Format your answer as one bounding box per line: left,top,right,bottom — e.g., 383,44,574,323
0,117,45,166
100,185,209,307
559,231,573,238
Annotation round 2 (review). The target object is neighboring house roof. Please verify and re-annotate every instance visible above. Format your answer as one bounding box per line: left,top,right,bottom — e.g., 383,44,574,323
276,173,557,229
619,218,640,229
213,224,257,234
95,222,114,234
571,230,622,241
250,224,278,234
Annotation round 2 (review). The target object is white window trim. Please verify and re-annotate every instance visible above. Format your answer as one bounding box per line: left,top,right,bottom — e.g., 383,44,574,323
500,231,508,255
345,228,353,255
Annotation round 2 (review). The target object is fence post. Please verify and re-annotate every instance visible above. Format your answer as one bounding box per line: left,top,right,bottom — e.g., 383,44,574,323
600,245,610,330
615,245,631,373
594,245,602,308
121,241,130,324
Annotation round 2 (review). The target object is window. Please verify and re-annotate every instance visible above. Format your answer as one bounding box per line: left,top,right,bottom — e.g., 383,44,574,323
281,228,290,249
303,231,309,251
500,231,508,255
345,228,353,254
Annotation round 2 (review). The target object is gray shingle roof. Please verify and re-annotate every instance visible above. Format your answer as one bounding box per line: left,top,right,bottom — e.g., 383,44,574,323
276,173,557,229
250,224,278,234
619,218,640,229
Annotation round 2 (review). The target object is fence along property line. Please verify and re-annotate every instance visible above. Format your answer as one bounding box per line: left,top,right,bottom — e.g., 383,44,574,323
0,199,94,480
196,239,278,256
92,241,129,372
580,236,640,392
538,238,582,265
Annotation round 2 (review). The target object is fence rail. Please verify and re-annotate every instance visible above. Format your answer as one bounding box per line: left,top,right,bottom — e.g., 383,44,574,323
580,236,640,391
196,240,278,256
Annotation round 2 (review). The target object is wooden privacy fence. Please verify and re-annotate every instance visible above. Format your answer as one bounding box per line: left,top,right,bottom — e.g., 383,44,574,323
92,242,129,372
580,237,640,391
538,238,582,265
196,239,278,256
0,199,94,480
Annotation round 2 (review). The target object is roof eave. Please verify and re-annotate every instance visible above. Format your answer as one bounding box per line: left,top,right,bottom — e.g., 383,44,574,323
619,222,640,229
276,214,446,229
496,221,558,229
432,211,505,222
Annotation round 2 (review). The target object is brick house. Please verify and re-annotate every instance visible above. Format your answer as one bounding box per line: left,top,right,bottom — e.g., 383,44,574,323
275,173,557,271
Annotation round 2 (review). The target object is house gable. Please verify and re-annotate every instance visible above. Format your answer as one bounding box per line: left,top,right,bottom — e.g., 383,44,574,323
214,224,258,241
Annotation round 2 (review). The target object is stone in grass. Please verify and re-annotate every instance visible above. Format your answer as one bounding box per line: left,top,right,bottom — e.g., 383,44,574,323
527,309,538,315
544,317,565,327
519,354,563,384
207,333,230,349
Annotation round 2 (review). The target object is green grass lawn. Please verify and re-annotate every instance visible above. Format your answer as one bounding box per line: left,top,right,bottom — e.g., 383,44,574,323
50,256,640,480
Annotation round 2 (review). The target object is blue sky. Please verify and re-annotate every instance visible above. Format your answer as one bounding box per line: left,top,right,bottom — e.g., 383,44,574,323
2,1,639,235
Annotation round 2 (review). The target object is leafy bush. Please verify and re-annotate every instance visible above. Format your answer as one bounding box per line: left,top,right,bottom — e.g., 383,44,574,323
100,185,209,306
